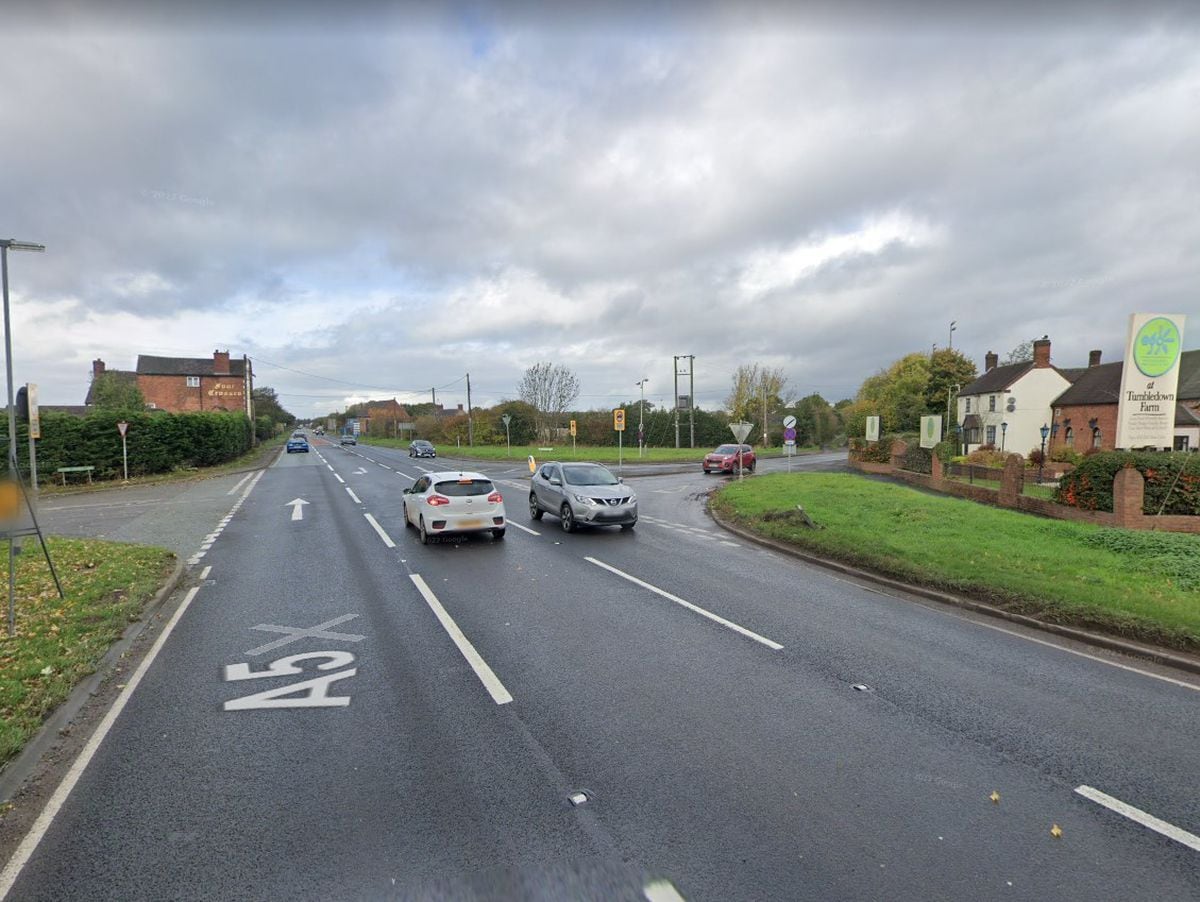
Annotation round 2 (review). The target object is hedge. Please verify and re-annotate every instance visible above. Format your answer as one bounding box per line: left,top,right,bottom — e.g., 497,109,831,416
2,410,253,483
849,436,893,463
1054,451,1200,515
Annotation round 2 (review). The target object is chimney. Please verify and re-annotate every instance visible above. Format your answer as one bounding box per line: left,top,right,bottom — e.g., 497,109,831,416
984,351,998,372
1088,349,1102,368
213,349,231,375
92,358,106,380
456,403,464,414
1032,335,1051,368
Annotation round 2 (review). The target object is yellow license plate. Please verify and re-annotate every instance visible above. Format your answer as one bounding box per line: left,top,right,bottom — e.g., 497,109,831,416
459,519,483,528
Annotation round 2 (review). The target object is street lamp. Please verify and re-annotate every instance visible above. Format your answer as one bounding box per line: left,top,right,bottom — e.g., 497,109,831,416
949,320,957,350
1000,421,1008,451
635,378,648,458
1038,423,1050,484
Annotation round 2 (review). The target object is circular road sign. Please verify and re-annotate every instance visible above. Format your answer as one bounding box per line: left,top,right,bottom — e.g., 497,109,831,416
783,415,797,429
784,427,797,442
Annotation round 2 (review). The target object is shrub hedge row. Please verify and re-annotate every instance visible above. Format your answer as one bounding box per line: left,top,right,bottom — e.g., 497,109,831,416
2,410,254,483
1054,451,1200,515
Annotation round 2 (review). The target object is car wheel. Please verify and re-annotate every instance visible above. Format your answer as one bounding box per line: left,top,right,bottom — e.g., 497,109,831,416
419,517,432,545
529,494,543,520
702,467,709,474
560,503,576,533
492,528,506,540
748,461,756,473
733,461,742,475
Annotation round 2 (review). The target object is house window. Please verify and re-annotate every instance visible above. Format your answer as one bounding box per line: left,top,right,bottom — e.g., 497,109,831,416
965,398,971,414
988,395,996,412
186,376,200,387
1065,427,1073,447
1176,436,1190,452
1092,427,1102,449
986,425,996,446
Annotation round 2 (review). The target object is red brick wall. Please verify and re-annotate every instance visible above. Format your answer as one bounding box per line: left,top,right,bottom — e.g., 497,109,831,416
139,374,246,413
1051,404,1118,453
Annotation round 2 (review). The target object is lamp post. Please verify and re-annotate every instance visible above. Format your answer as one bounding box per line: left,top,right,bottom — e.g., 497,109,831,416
949,320,957,350
956,420,964,457
635,378,648,458
1038,423,1050,484
1000,421,1008,451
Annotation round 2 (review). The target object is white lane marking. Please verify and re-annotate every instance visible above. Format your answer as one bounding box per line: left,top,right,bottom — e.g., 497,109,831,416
245,614,365,657
1075,785,1200,852
409,574,513,705
394,470,415,480
199,566,212,580
226,472,253,495
346,488,362,504
719,540,740,548
334,473,345,484
379,463,392,470
0,587,204,899
353,467,368,475
326,464,334,472
286,498,309,521
364,513,396,548
644,880,687,902
507,521,540,536
585,557,783,651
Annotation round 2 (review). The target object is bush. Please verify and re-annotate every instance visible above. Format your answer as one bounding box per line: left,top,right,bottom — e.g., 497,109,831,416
1054,451,1200,515
965,448,1010,470
1027,447,1046,467
901,444,932,474
932,441,956,466
1050,447,1082,465
850,436,894,463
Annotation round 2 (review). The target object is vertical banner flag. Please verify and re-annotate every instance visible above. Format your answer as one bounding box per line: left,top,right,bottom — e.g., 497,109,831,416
27,383,40,440
920,415,942,449
865,416,880,443
1116,313,1186,449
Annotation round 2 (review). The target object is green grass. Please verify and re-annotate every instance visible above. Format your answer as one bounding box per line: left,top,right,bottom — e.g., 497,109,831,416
712,473,1200,653
0,537,176,767
358,438,819,463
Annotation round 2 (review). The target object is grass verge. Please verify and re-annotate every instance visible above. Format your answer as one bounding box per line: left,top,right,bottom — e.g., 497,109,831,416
712,472,1200,654
358,438,820,463
0,537,176,768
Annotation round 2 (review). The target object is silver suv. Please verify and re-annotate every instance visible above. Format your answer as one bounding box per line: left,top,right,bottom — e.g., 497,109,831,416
529,462,637,532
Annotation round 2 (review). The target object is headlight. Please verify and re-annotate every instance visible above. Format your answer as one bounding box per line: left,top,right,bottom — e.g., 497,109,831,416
627,494,637,504
572,493,597,505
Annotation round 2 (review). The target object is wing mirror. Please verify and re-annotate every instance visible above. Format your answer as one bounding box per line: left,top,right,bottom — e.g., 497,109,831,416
549,478,561,487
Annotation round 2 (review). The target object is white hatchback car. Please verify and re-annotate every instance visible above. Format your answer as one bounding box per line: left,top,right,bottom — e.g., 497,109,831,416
402,471,506,544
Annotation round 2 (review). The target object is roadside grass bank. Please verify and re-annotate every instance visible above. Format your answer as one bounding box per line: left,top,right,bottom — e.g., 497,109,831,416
0,537,176,769
712,473,1200,654
358,438,820,463
37,435,284,497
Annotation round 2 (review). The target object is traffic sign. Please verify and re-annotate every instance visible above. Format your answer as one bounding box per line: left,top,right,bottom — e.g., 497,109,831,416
783,415,796,429
116,421,129,438
501,414,512,427
613,409,626,432
730,421,752,443
569,419,577,437
784,427,797,442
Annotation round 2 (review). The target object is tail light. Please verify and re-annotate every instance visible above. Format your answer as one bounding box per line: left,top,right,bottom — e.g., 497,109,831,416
426,494,450,506
487,491,503,503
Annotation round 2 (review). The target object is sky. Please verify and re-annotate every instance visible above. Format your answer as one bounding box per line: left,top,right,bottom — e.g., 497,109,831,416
4,1,1199,417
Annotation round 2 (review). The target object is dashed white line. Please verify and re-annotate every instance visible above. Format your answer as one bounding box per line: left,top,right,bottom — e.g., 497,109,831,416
644,880,687,902
719,540,740,548
1075,785,1200,852
585,557,783,651
0,587,204,899
199,566,212,580
364,513,396,548
507,521,540,536
334,473,345,484
326,464,334,472
346,488,362,504
409,574,513,705
379,463,392,470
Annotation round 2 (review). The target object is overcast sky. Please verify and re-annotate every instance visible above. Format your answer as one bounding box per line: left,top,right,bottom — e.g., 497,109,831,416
5,2,1198,416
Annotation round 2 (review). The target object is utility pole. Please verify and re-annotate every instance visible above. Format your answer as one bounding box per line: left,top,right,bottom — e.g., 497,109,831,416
431,387,437,409
761,378,768,447
688,356,695,449
465,373,473,446
673,356,680,449
636,378,648,458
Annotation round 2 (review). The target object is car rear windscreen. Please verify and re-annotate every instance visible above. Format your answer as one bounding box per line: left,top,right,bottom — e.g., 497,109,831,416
435,479,495,497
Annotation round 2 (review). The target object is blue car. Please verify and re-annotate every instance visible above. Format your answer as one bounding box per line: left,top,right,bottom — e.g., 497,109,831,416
286,436,309,453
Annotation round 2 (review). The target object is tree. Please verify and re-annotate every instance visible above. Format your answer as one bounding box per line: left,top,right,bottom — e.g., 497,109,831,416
793,393,839,447
251,387,295,427
925,349,978,423
1002,340,1034,365
518,362,581,442
90,373,145,411
856,352,931,433
725,364,789,431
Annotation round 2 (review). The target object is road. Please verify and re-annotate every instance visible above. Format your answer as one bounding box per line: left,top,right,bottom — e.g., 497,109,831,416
2,439,1198,900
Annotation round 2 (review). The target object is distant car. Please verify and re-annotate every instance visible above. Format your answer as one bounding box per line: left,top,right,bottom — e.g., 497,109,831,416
529,461,637,532
703,443,755,474
409,440,437,458
286,435,309,453
340,433,357,445
402,471,506,544
315,428,325,436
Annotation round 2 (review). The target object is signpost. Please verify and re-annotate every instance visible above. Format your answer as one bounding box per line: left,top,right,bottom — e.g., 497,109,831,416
1116,313,1187,449
570,418,577,456
783,414,797,473
613,409,626,474
730,421,752,480
501,414,512,457
117,420,129,481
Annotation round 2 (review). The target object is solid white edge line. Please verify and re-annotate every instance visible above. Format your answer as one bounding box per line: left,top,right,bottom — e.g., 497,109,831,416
363,513,396,548
585,557,783,651
644,879,687,902
346,488,362,504
0,587,204,900
1075,785,1200,852
408,574,513,705
226,472,253,495
199,566,212,580
507,521,540,536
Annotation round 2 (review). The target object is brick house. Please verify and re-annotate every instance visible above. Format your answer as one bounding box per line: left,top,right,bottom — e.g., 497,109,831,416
1050,349,1200,453
956,336,1084,456
137,350,253,416
358,398,414,438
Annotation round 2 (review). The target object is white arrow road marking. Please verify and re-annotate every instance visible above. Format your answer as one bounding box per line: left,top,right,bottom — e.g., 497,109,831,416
585,557,783,651
1075,785,1200,852
286,498,309,521
354,467,368,475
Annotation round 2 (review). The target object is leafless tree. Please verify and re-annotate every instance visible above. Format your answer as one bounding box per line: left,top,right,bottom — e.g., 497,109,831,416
518,362,581,441
725,363,788,424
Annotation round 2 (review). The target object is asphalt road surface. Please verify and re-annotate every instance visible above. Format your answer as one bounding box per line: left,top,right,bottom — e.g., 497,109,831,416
2,440,1198,900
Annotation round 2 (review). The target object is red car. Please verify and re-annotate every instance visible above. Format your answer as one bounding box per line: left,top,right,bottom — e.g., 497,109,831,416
703,443,756,474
